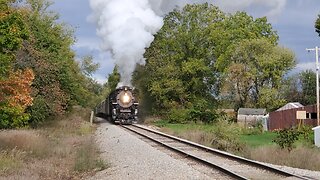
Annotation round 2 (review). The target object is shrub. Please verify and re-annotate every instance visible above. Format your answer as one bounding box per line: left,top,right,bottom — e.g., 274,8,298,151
297,125,314,147
0,105,30,129
210,120,244,152
27,96,50,127
242,121,263,135
167,108,190,123
273,128,301,151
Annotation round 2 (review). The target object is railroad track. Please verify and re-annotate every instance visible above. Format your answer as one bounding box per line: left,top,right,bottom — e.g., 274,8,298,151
121,124,310,180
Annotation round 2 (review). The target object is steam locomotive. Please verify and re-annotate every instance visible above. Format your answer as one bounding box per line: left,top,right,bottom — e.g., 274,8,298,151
95,86,138,124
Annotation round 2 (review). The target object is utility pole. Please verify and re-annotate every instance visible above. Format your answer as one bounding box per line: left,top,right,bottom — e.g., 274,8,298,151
306,46,319,126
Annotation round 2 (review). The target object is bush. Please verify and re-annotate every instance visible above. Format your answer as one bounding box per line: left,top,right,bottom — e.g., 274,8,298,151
27,96,50,126
210,120,244,152
273,128,301,151
167,107,219,124
0,105,30,129
167,108,190,123
189,108,218,123
242,121,263,135
298,125,314,147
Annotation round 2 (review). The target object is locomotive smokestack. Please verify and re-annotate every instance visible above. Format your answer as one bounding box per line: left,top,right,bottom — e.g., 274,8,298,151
89,0,163,87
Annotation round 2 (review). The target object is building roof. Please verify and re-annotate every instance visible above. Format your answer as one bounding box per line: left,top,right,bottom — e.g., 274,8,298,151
276,102,304,111
238,108,266,115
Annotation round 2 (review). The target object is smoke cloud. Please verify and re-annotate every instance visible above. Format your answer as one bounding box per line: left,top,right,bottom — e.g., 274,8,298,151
89,0,286,87
89,0,163,87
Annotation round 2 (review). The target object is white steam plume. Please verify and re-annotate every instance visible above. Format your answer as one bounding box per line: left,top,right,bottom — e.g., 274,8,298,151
89,0,163,87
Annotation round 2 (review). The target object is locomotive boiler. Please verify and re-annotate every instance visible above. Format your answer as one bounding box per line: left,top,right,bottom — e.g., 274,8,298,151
95,86,138,124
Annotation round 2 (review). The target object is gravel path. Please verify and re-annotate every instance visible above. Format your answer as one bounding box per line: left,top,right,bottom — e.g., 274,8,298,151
89,120,222,180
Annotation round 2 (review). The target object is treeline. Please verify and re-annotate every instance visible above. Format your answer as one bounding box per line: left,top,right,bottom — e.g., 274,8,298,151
0,0,101,128
126,4,320,123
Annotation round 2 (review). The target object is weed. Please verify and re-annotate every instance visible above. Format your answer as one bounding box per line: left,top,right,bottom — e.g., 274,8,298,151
250,146,320,171
77,123,94,136
74,138,108,172
0,149,25,175
0,130,49,158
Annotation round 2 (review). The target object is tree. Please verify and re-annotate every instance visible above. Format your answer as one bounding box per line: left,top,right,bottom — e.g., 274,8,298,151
80,55,100,77
221,39,295,110
316,14,320,37
213,12,279,73
0,0,35,128
6,0,101,126
143,3,224,111
106,66,120,91
299,70,316,105
135,3,294,120
281,75,302,104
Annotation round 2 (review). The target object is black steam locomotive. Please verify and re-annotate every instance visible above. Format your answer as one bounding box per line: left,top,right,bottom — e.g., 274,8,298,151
95,86,138,124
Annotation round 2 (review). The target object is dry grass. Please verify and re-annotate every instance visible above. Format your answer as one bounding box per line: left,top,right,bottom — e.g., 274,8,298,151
0,107,108,179
73,136,107,173
0,130,49,158
0,149,25,175
249,146,320,171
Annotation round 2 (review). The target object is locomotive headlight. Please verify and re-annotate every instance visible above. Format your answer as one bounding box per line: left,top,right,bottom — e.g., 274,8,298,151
117,89,134,108
121,93,131,104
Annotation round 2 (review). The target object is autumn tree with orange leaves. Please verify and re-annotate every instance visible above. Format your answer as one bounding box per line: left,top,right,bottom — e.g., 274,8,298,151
1,0,101,128
0,0,34,128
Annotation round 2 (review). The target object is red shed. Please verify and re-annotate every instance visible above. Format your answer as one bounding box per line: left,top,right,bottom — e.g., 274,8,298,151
268,104,317,131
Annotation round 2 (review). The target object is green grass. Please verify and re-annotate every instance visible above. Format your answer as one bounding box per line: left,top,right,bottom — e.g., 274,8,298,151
155,120,216,132
240,132,277,147
154,120,313,149
155,120,278,148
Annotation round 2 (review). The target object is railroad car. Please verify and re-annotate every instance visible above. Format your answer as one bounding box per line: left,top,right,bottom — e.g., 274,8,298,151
95,86,138,124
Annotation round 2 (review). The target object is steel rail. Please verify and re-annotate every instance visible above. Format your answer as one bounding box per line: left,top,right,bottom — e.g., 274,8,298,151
129,124,309,180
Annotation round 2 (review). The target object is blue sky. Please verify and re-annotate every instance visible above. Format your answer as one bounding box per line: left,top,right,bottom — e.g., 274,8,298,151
50,0,320,84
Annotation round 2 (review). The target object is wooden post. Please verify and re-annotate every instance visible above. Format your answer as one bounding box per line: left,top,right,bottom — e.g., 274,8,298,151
90,111,94,125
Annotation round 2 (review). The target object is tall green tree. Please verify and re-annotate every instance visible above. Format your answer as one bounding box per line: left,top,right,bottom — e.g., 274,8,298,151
222,39,295,110
213,11,279,72
143,3,224,111
281,75,302,104
106,66,120,91
299,70,316,105
11,0,100,125
315,14,320,37
140,3,290,114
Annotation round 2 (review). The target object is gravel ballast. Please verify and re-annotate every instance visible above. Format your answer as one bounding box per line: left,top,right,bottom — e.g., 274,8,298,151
90,120,218,180
90,119,320,179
